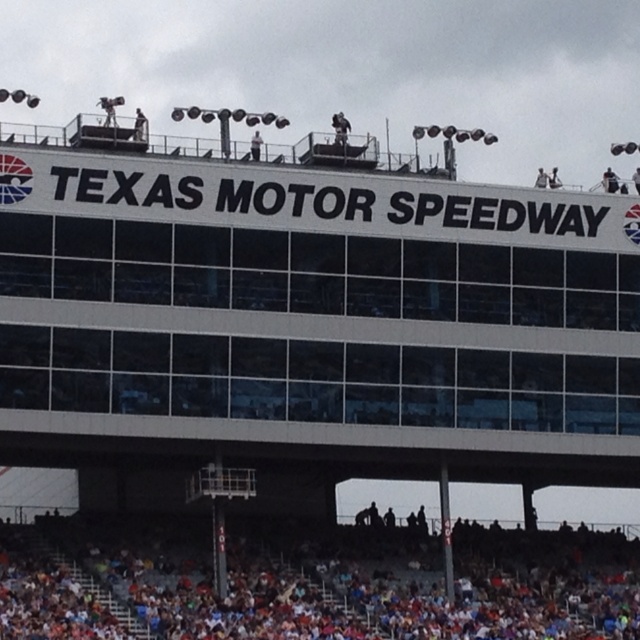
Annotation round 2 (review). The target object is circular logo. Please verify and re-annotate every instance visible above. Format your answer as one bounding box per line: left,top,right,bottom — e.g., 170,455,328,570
0,154,33,205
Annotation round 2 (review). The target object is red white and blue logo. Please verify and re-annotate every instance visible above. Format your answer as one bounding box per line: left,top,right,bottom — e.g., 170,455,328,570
0,154,33,205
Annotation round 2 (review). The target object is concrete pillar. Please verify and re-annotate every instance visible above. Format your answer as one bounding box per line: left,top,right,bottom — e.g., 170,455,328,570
522,481,537,532
214,450,228,599
439,459,455,602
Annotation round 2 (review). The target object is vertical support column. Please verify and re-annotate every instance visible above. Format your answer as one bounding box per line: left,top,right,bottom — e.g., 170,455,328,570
220,118,231,160
215,451,228,599
439,459,455,602
522,480,537,532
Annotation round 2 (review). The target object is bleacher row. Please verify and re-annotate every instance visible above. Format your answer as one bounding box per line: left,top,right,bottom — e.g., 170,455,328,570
0,513,638,639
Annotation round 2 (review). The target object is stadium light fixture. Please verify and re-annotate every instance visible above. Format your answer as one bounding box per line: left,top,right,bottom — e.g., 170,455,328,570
0,89,40,108
610,142,640,156
245,114,261,127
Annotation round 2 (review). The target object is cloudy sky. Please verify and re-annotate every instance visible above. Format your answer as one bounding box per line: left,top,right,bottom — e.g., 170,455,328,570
2,0,640,527
2,0,640,189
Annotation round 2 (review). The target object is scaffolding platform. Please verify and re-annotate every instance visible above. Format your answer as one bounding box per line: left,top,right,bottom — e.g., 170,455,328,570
66,113,149,152
186,466,256,503
294,132,379,169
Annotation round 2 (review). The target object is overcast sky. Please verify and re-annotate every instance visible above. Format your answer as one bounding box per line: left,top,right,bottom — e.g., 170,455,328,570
2,0,640,189
2,1,640,528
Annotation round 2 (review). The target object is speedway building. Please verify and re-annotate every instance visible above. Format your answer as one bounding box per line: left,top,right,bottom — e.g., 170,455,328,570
1,111,640,536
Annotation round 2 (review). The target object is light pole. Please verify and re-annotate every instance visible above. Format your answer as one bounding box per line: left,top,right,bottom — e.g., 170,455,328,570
171,107,290,159
0,89,40,108
412,125,497,180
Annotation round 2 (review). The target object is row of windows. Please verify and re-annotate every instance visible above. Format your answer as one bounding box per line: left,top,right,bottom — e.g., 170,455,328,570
3,367,640,435
4,211,640,289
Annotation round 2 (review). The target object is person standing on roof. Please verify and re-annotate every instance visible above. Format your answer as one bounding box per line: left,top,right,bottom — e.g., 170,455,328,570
535,168,549,188
251,130,264,161
332,112,351,146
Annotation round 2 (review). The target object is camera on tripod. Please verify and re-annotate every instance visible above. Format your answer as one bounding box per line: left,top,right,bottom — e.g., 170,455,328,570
98,96,125,110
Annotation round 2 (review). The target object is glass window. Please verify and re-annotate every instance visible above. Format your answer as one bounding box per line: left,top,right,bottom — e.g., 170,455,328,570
512,352,563,392
172,376,228,417
458,284,510,325
459,244,510,284
52,371,110,413
403,281,456,321
175,224,230,266
619,294,640,332
565,291,616,330
513,248,564,287
232,270,287,312
0,368,49,409
565,395,616,435
230,379,286,420
619,358,640,396
291,232,345,274
54,259,112,302
512,287,564,328
346,277,400,318
290,274,344,315
0,213,52,256
619,254,640,293
55,217,113,259
457,390,509,430
346,344,399,384
619,397,640,435
233,229,288,271
401,387,454,427
0,325,50,367
115,220,172,263
0,255,51,298
458,350,509,390
288,382,343,423
114,263,171,306
53,328,110,370
348,237,400,277
289,341,343,382
173,335,229,375
402,347,454,387
174,266,230,309
113,332,170,373
232,338,286,379
345,384,399,425
403,240,456,281
567,251,616,291
566,355,616,394
112,373,169,415
511,392,563,432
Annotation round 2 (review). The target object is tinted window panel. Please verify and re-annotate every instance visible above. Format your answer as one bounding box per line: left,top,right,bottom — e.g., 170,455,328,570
459,244,510,284
512,352,563,392
348,237,400,277
233,229,288,271
346,344,399,384
345,384,399,425
566,291,616,330
457,390,509,430
55,217,113,259
0,368,49,410
0,213,52,256
289,341,344,382
114,263,171,306
565,395,616,435
511,392,563,432
404,240,456,281
619,358,640,396
458,284,510,325
230,379,286,420
0,255,51,298
401,387,454,427
174,267,230,309
566,355,616,394
232,270,287,312
112,374,169,415
458,350,509,390
175,225,230,266
232,338,286,379
172,376,228,418
512,287,564,328
116,221,172,263
52,371,110,413
346,277,400,318
567,251,616,291
0,325,50,367
291,233,345,274
53,328,110,370
402,347,454,387
173,335,229,375
619,254,640,293
403,281,456,321
513,248,564,287
113,332,170,373
288,382,343,423
619,398,640,435
619,294,640,332
290,274,344,315
54,259,112,302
